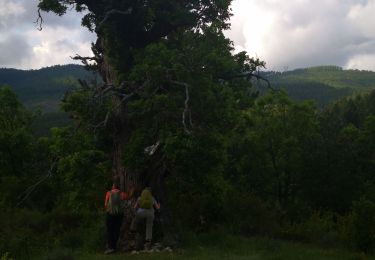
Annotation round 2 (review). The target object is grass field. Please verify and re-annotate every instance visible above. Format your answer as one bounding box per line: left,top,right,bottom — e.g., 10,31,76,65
73,235,374,260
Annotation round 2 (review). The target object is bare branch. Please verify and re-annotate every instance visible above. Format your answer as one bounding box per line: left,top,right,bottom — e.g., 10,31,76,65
221,72,275,91
35,8,43,31
246,72,275,91
169,80,192,135
71,54,101,62
90,81,145,130
17,159,58,207
92,110,111,129
144,141,160,156
71,54,102,69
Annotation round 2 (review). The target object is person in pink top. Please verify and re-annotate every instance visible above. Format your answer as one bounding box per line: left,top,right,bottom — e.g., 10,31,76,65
104,181,129,254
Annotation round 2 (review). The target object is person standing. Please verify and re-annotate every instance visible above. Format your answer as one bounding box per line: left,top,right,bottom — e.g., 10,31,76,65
130,187,160,250
104,181,129,254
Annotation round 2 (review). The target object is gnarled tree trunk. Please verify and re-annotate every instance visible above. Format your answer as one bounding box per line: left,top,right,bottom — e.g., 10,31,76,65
95,35,173,250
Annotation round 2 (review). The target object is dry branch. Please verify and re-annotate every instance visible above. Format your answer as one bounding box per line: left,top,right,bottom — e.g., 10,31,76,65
169,80,192,134
17,159,58,206
35,8,43,31
222,72,275,91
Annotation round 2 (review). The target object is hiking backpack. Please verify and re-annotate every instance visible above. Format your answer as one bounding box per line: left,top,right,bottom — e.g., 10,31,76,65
107,190,123,215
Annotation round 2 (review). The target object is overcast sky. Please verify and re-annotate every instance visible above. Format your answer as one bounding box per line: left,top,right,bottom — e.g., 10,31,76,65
1,0,375,71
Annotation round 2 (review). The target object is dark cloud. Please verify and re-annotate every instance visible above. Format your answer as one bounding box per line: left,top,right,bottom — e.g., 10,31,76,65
0,34,32,67
0,0,85,32
0,0,95,69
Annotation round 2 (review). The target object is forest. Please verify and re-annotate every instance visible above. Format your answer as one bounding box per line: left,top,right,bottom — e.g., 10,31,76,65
1,0,375,259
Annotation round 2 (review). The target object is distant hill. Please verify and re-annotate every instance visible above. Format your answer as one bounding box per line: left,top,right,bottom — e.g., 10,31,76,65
263,65,375,106
0,64,97,135
3,64,374,111
1,64,375,134
0,64,97,112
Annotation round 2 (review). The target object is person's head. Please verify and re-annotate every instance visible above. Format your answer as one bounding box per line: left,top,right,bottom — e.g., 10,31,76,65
112,176,120,189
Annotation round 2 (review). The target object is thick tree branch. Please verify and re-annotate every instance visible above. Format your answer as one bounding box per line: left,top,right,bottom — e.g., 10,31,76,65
71,54,101,62
91,81,146,130
71,54,102,69
95,8,133,32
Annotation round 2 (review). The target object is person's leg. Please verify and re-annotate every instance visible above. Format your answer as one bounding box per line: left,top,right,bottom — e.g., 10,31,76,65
145,210,155,242
105,214,116,253
130,211,141,232
113,214,123,249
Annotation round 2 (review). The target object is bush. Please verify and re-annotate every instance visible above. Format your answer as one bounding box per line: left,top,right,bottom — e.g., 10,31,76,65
350,198,375,253
223,192,281,236
0,252,14,260
281,211,340,247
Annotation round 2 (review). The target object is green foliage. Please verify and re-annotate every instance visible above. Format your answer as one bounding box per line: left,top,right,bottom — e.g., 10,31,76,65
351,198,375,253
223,192,281,236
228,91,319,210
0,86,52,209
266,66,375,106
0,65,95,112
0,252,13,260
48,126,110,212
269,65,375,90
282,212,340,247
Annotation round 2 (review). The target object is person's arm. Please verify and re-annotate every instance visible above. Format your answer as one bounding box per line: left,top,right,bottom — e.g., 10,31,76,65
104,191,110,210
121,186,136,201
153,198,161,210
133,197,140,209
121,191,129,201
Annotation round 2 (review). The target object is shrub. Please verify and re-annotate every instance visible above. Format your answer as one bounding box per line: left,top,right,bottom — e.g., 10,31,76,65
350,198,375,253
223,192,281,236
282,211,340,247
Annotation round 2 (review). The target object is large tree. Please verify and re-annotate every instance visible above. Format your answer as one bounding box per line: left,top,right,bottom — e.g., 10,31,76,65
38,0,264,247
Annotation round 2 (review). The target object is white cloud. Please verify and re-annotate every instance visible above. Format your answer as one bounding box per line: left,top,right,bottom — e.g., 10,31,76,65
226,0,375,71
348,1,375,38
24,25,95,69
347,54,375,71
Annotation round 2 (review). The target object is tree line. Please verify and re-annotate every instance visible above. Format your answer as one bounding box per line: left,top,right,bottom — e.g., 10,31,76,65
1,85,375,257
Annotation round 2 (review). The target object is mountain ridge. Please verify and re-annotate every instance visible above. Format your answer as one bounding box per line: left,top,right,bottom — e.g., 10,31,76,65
1,64,375,111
